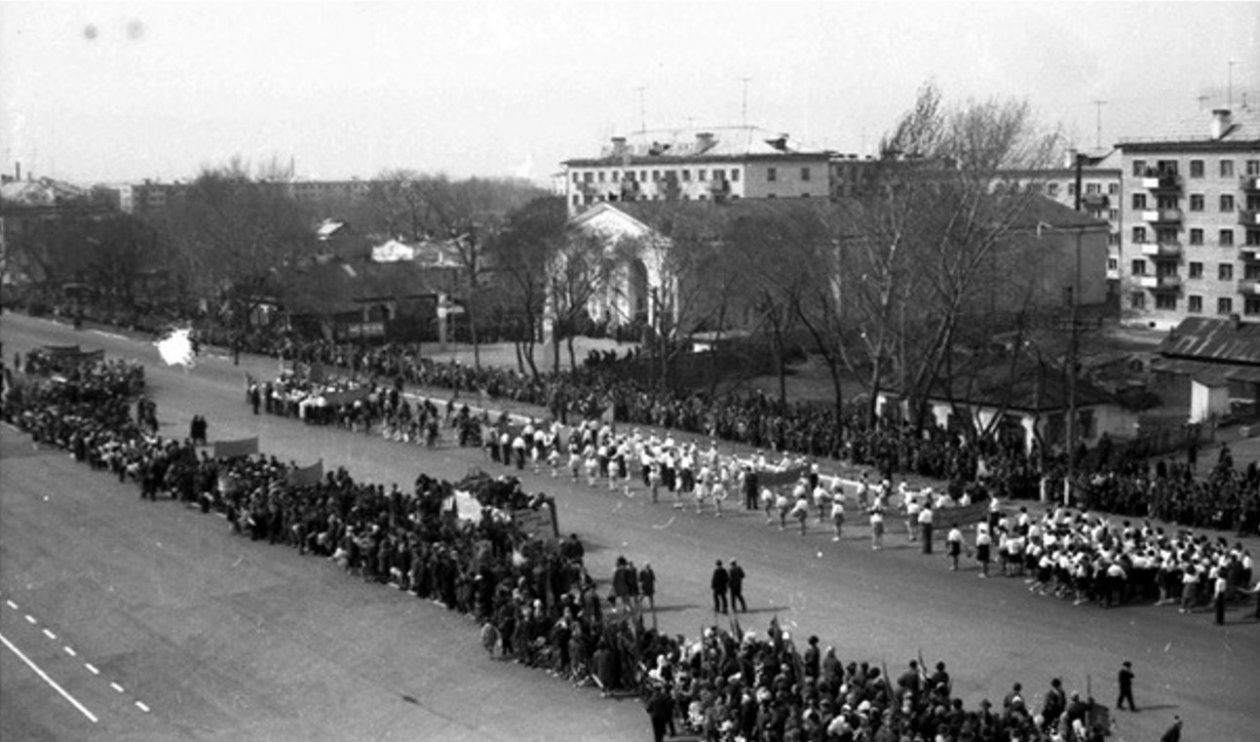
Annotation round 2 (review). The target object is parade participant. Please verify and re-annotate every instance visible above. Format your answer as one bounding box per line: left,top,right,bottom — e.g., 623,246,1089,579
728,559,747,613
918,501,935,555
791,487,810,536
870,502,885,551
711,560,730,614
830,489,846,542
946,525,963,571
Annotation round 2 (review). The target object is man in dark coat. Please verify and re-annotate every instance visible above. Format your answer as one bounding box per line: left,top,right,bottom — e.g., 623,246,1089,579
646,684,674,742
728,559,747,613
711,560,730,614
1116,661,1137,711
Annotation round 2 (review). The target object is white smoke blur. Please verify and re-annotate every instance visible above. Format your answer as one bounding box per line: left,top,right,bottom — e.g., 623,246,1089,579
156,328,196,368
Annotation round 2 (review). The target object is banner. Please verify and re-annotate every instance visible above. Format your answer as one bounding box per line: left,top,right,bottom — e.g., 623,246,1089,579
214,437,259,459
758,465,810,488
513,506,558,542
932,498,992,529
321,387,372,407
287,459,324,487
307,362,327,384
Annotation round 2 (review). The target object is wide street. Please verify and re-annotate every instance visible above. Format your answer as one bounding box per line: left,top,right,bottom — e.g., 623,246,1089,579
1,312,1256,742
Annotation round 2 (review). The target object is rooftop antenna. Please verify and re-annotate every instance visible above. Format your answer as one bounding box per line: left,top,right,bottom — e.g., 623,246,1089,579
1228,60,1238,109
741,76,752,128
1092,100,1106,149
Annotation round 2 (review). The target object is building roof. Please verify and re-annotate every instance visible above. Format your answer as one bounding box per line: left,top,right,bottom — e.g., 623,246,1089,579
922,359,1119,413
276,258,446,316
564,125,830,166
1157,316,1260,366
1118,107,1260,150
0,177,91,207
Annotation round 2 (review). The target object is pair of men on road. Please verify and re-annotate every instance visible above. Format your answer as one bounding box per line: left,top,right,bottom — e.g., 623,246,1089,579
711,559,746,614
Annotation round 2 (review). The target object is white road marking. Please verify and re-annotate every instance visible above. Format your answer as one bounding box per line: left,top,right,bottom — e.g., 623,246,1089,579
5,600,17,610
84,663,100,675
90,330,126,341
24,614,37,624
110,682,125,693
135,700,150,713
43,628,56,640
0,631,99,723
64,646,77,657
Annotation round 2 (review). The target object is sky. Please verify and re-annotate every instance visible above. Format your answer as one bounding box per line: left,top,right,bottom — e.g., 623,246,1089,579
2,1,1258,187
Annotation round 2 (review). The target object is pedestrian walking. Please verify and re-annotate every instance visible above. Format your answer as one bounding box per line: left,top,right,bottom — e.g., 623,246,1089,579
1116,660,1137,711
1161,716,1183,742
1214,569,1229,625
947,525,963,571
831,493,845,541
639,562,656,613
976,523,992,578
870,504,885,551
646,684,674,742
711,560,729,614
919,502,935,555
728,559,747,613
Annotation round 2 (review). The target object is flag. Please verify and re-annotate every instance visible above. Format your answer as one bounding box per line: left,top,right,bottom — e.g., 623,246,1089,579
214,437,259,459
600,403,616,425
287,459,323,487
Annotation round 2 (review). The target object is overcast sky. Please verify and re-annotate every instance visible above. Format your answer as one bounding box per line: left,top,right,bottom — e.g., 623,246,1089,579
2,1,1257,186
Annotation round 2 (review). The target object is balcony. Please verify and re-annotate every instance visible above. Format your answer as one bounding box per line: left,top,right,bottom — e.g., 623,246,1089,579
1242,175,1260,192
1239,279,1260,296
1139,241,1182,258
1138,274,1181,291
1140,172,1181,191
1081,193,1109,209
1239,209,1260,226
1240,247,1260,262
1141,208,1182,224
1106,266,1120,281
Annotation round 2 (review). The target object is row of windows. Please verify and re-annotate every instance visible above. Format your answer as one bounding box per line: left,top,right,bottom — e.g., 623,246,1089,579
1044,181,1119,197
1132,158,1260,178
575,167,746,185
1132,260,1260,280
1131,227,1260,246
1131,293,1260,315
1134,193,1260,211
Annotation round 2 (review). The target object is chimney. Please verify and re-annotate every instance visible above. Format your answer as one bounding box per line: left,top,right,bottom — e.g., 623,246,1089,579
1230,313,1243,330
1064,149,1079,168
610,136,627,157
695,132,715,151
1210,109,1232,140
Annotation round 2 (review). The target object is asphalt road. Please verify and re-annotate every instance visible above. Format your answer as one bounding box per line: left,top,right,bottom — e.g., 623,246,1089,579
1,312,1256,742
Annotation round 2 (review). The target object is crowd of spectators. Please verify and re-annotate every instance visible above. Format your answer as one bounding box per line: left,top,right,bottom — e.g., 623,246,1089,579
2,356,1136,742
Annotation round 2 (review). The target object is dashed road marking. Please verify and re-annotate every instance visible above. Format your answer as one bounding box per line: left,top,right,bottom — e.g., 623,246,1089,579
64,646,77,657
84,663,100,675
135,700,150,713
42,628,56,640
110,682,125,694
5,600,17,610
24,614,37,624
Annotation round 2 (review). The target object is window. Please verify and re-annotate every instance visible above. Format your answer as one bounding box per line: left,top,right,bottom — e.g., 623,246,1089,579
1107,257,1118,271
1190,160,1205,178
571,194,580,206
1086,182,1101,194
680,170,690,182
1132,193,1147,209
1217,297,1233,315
1109,232,1121,246
1219,263,1234,281
583,172,594,183
1131,292,1146,309
1155,294,1177,310
1047,182,1060,196
1132,160,1147,177
1109,208,1119,222
1158,160,1179,175
1068,183,1076,196
801,167,811,181
699,169,708,181
1220,160,1235,178
1189,295,1203,313
597,171,605,183
1246,297,1260,316
1246,263,1260,280
731,169,740,182
1248,160,1260,176
767,167,777,182
572,173,580,184
1108,183,1119,195
1157,228,1178,244
1131,259,1147,275
1190,228,1204,245
1248,230,1260,246
1189,262,1203,279
1221,194,1236,212
640,171,647,182
1132,226,1147,243
1220,229,1235,246
651,170,660,182
611,171,620,182
1190,194,1205,211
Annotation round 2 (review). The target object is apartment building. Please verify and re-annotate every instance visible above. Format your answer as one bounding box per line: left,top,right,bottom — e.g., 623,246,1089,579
1117,108,1260,329
561,126,831,214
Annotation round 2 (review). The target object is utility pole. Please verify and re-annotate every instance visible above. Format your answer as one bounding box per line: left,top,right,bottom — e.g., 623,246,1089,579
741,76,751,128
1065,152,1084,506
637,86,647,133
1092,100,1106,149
1228,60,1237,109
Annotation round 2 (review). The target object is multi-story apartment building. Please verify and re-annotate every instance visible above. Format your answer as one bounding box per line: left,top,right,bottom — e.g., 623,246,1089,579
128,178,374,217
561,126,831,214
1117,108,1260,329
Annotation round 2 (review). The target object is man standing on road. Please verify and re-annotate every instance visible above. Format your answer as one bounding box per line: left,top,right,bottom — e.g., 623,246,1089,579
743,467,759,511
728,559,747,613
711,560,729,614
639,562,656,613
1116,660,1137,712
918,501,935,555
